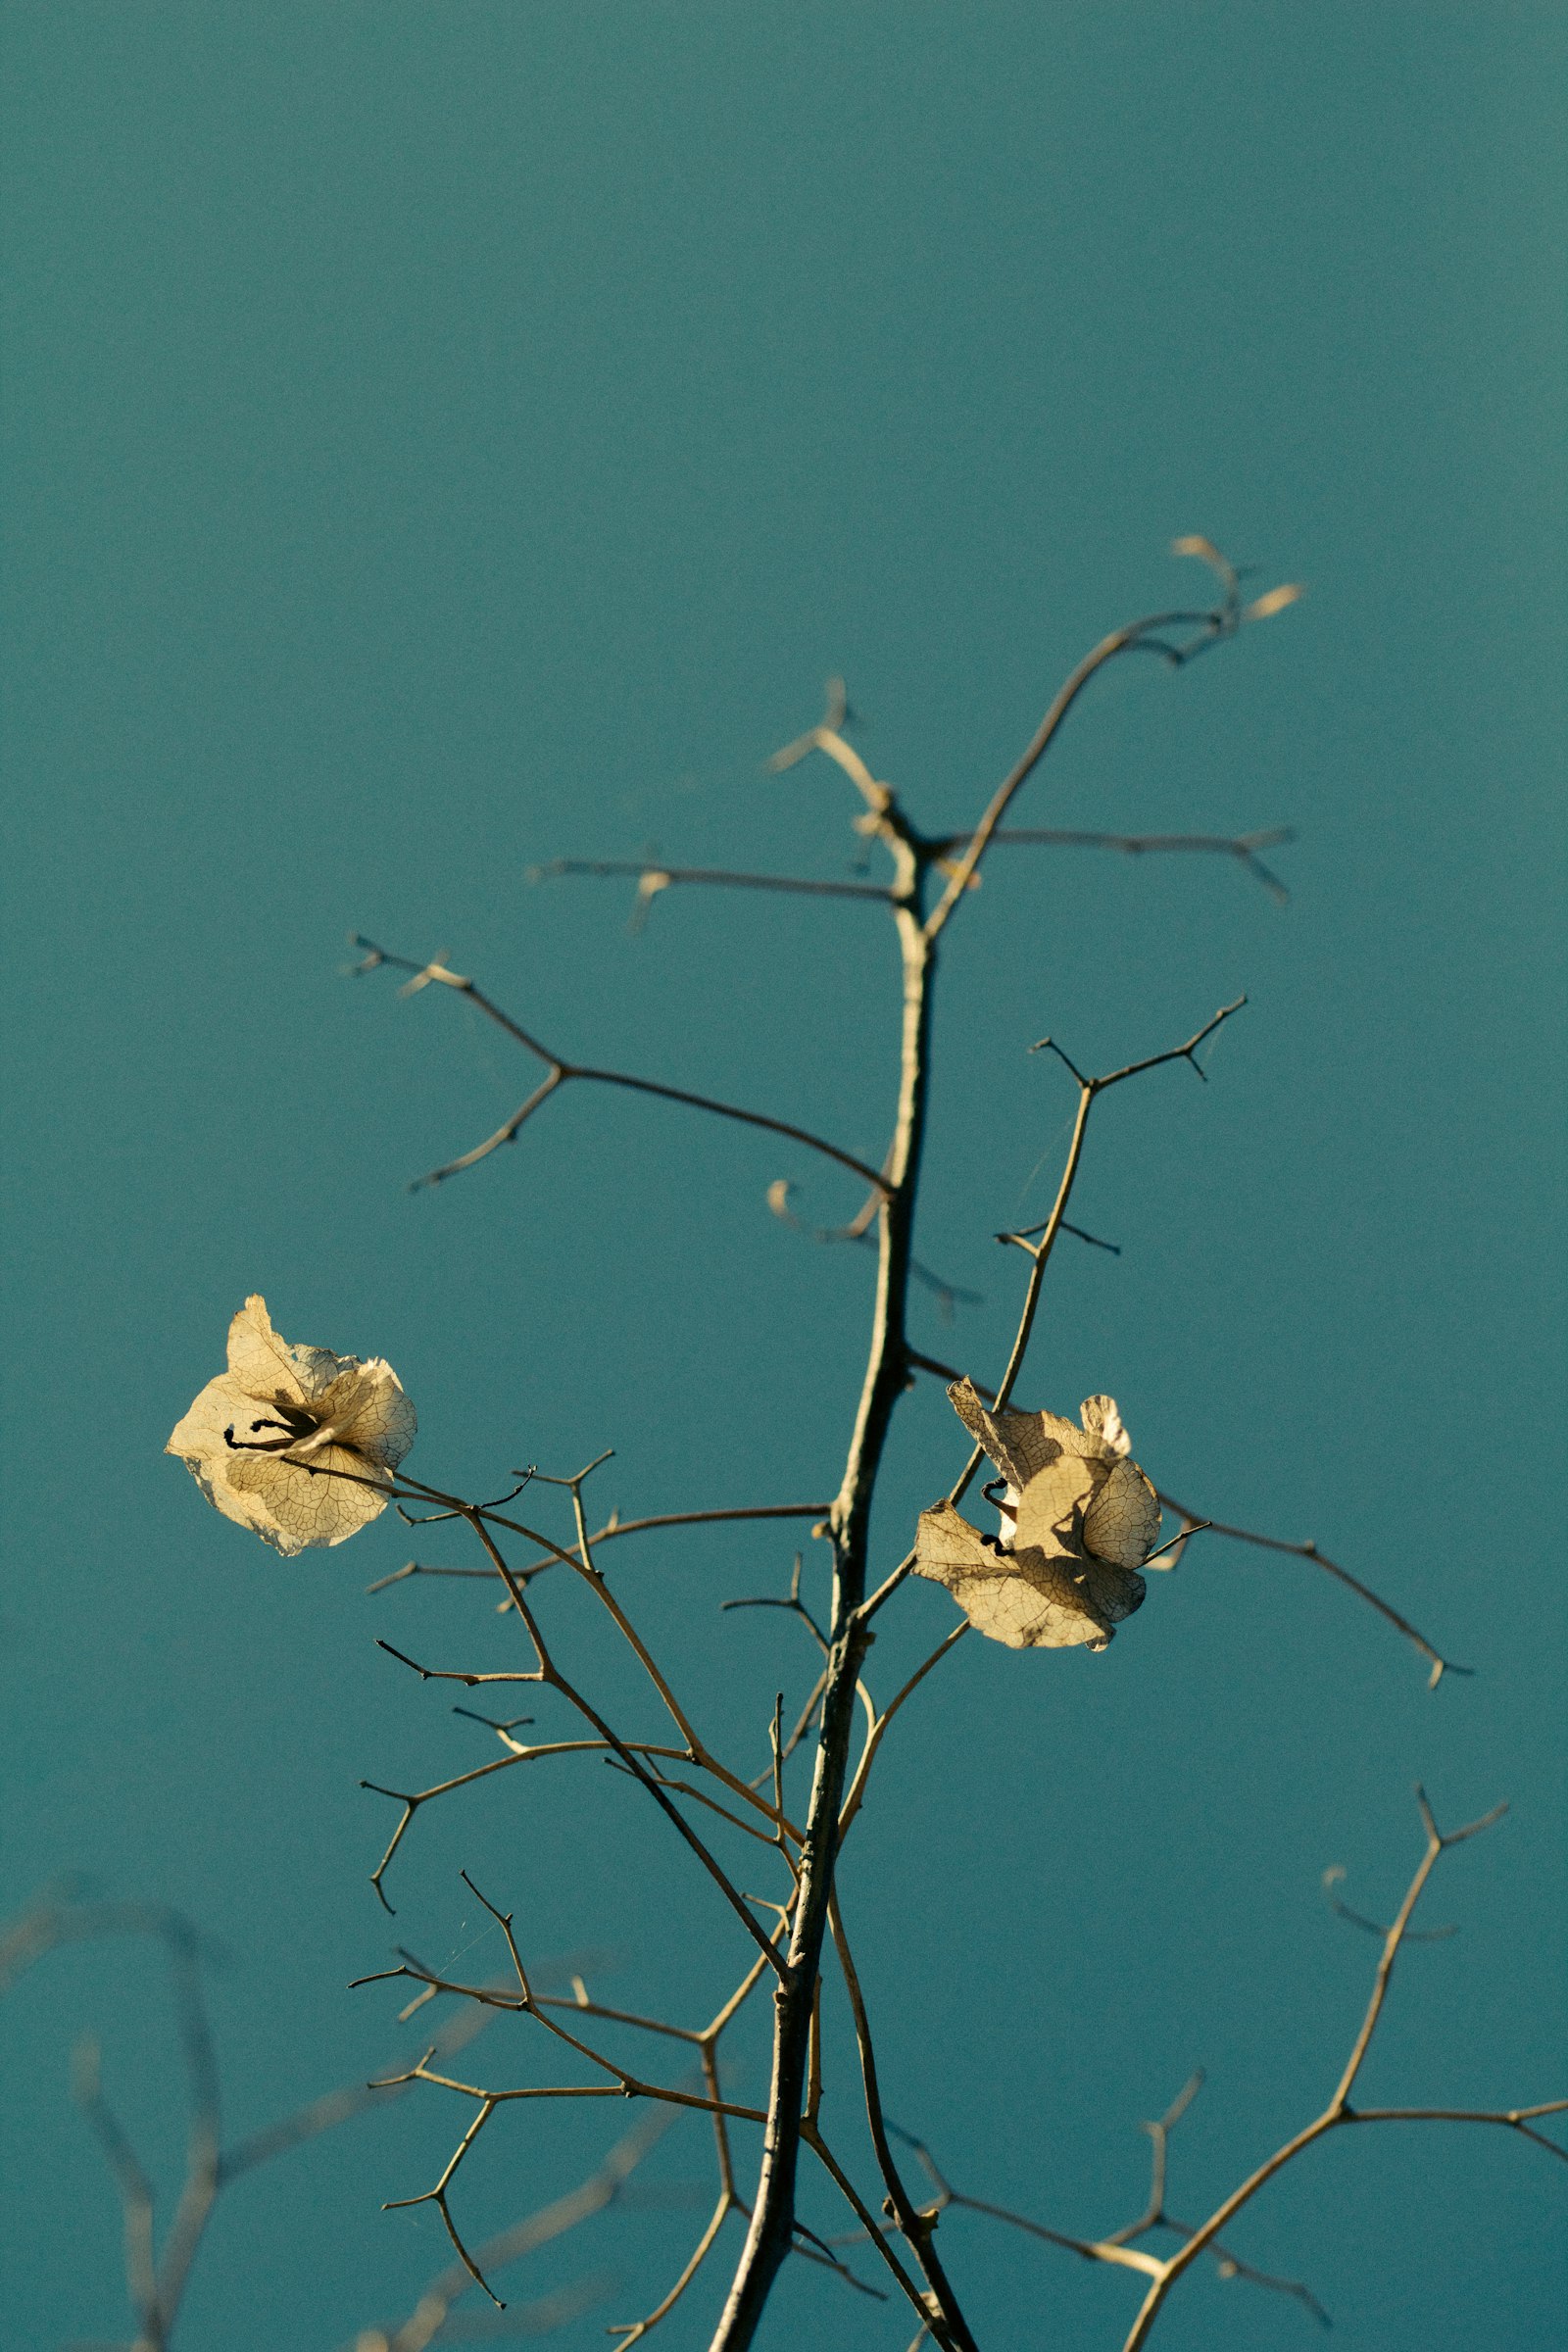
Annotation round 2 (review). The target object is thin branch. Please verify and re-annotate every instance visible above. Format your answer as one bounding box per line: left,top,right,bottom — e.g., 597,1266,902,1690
366,2101,676,2352
986,998,1248,1422
827,1893,980,2352
1118,1790,1557,2352
378,2050,767,2127
353,937,887,1197
800,2125,949,2337
608,2195,734,2345
360,1740,676,1913
863,1000,1244,1624
925,542,1298,938
1345,2102,1568,2160
1154,1492,1470,1688
221,1995,499,2181
972,824,1295,903
765,678,887,813
378,1474,802,1836
371,1577,788,1977
367,1499,833,1597
838,1626,968,1839
530,856,892,906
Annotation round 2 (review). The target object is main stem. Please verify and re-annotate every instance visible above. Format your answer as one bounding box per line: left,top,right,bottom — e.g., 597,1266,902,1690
710,863,935,2351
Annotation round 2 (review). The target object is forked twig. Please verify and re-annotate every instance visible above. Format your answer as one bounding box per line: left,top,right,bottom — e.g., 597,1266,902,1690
1118,1790,1563,2351
351,938,887,1198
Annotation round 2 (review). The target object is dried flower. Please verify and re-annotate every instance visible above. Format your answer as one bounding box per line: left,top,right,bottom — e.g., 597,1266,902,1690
166,1296,415,1554
911,1377,1164,1650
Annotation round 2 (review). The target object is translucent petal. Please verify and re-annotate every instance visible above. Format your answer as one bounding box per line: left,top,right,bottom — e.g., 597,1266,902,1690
1081,1457,1161,1569
911,1501,1136,1651
1011,1451,1102,1559
311,1360,416,1472
225,1295,343,1406
947,1376,1087,1489
225,1445,392,1553
167,1374,304,1545
1079,1395,1132,1458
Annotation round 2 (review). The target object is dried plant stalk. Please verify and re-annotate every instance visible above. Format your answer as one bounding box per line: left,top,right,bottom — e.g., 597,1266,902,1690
115,545,1554,2350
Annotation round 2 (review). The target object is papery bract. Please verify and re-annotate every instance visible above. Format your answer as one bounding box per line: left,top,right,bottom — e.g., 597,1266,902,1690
166,1296,415,1555
911,1377,1163,1650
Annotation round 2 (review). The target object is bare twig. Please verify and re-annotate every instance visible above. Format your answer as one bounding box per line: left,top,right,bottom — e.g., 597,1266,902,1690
973,823,1295,903
1154,1493,1471,1689
351,938,887,1197
1119,1791,1561,2352
529,856,892,906
924,541,1300,939
827,1894,979,2351
366,1499,833,1599
859,998,1246,1626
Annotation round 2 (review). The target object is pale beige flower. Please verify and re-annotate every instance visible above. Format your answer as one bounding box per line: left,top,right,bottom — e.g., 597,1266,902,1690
911,1377,1164,1651
166,1296,415,1555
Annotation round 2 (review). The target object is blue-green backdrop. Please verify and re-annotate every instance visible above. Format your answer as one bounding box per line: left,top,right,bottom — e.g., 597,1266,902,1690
2,6,1563,2347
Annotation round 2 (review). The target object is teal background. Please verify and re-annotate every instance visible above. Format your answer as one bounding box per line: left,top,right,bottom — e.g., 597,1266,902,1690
2,6,1563,2347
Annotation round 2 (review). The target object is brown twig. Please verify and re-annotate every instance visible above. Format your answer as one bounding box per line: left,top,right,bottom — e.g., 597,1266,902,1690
1119,1789,1562,2351
369,1569,788,1975
974,824,1295,902
1154,1493,1471,1689
529,856,893,906
351,937,888,1197
827,1892,980,2351
879,2098,1328,2320
923,541,1299,939
365,1498,833,1600
858,997,1245,1627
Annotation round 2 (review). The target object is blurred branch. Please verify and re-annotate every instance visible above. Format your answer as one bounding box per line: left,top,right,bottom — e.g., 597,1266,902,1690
969,824,1294,903
5,1887,516,2352
529,856,892,907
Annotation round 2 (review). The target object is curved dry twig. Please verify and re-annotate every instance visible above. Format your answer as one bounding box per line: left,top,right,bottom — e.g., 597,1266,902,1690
1118,1791,1563,2352
1153,1493,1471,1689
876,2088,1329,2326
352,937,887,1198
924,541,1300,937
975,823,1295,902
